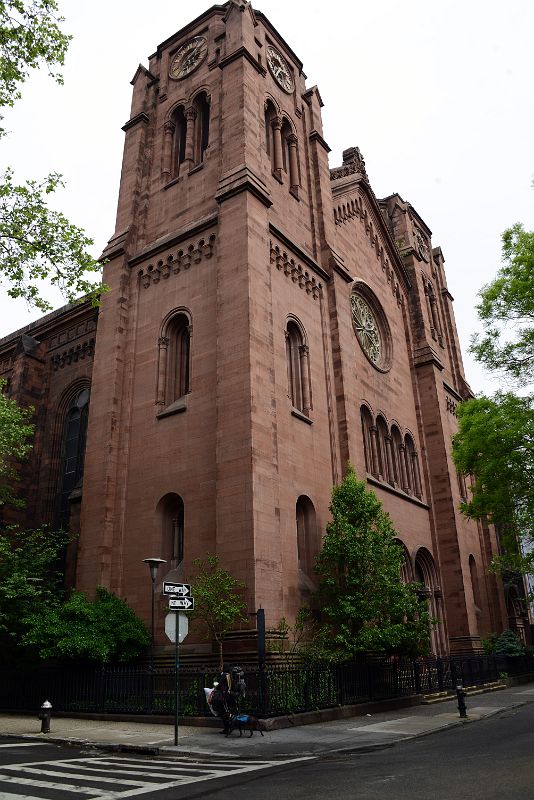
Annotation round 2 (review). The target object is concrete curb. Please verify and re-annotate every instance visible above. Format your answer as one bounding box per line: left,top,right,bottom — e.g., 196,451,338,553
2,693,533,761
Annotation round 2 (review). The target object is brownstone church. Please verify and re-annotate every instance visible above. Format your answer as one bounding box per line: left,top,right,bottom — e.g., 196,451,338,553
0,0,524,655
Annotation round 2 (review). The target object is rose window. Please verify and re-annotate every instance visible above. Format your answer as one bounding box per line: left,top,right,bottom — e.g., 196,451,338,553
351,295,382,365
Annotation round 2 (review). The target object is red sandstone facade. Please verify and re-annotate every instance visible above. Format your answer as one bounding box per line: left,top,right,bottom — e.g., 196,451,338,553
1,0,522,654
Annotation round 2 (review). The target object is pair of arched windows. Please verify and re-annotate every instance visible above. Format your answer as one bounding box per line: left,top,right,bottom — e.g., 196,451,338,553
164,92,210,180
361,406,422,498
286,320,311,417
265,101,300,195
156,312,191,412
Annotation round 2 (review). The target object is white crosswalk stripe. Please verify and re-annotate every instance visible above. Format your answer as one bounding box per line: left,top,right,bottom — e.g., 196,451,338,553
0,754,313,798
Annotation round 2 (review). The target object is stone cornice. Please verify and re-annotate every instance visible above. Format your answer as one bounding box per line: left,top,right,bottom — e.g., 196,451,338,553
129,212,219,267
218,46,267,76
443,380,463,403
215,165,272,208
308,130,331,153
122,112,150,132
413,345,445,371
268,223,329,282
0,301,97,356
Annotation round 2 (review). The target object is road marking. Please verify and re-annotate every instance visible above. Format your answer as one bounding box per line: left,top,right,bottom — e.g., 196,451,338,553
0,743,51,748
0,754,314,798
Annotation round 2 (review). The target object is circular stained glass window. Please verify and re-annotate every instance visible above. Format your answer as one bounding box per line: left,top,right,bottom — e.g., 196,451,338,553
351,295,382,365
350,285,392,372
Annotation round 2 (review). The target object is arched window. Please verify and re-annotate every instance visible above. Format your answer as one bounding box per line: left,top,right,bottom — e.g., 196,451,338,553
286,320,311,416
376,415,389,483
361,405,375,475
173,106,187,176
469,555,481,611
415,548,445,655
404,434,422,499
157,311,191,411
396,540,413,584
192,91,210,165
57,388,90,528
296,495,319,579
265,101,277,170
157,493,184,569
390,425,403,488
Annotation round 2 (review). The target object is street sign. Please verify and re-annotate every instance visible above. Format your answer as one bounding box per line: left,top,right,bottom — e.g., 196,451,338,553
163,582,191,597
168,596,195,611
164,611,189,643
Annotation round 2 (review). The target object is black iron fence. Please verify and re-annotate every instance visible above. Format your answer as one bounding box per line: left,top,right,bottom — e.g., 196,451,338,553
1,653,532,718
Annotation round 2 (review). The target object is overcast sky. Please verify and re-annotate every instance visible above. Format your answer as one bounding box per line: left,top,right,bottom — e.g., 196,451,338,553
1,0,532,394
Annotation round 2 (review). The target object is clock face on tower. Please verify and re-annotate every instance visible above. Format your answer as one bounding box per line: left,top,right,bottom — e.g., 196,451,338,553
169,36,208,80
266,45,294,93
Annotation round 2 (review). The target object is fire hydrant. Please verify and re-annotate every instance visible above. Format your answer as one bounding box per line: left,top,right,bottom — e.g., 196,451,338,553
38,700,52,733
456,684,467,718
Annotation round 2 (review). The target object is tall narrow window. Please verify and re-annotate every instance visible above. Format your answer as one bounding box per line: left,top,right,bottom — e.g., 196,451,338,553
193,92,210,165
286,320,310,416
296,495,318,579
157,311,192,413
174,106,187,175
376,416,389,483
415,548,445,656
157,493,185,569
391,425,403,487
361,406,374,475
57,388,90,529
469,555,481,611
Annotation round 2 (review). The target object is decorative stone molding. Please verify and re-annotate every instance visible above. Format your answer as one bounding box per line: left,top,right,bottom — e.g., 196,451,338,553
137,234,216,289
51,338,95,371
330,146,369,183
334,193,403,307
269,242,322,300
48,319,97,352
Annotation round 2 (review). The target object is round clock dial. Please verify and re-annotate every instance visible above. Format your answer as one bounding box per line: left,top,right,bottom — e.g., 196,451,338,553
169,36,208,80
351,294,382,366
266,45,294,93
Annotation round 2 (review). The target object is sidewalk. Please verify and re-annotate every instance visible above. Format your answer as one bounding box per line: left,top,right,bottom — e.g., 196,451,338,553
2,683,534,760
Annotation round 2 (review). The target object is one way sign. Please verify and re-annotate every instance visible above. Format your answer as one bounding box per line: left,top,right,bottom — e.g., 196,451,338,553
169,596,195,611
163,582,191,597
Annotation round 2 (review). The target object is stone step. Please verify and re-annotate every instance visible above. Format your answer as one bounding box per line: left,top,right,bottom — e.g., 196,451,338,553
421,682,506,704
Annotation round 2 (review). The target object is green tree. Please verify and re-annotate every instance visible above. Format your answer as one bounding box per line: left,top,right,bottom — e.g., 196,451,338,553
0,524,69,663
314,465,431,660
453,221,534,580
453,393,534,569
0,379,34,507
190,554,247,670
23,586,150,663
470,224,534,387
0,1,104,310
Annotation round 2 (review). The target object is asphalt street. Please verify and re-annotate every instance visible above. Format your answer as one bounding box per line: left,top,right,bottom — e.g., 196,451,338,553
1,701,534,799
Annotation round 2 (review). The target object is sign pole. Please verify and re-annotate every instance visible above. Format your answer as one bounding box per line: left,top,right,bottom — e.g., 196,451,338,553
174,611,179,747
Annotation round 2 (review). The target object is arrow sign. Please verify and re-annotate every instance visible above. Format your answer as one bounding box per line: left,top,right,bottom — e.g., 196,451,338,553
163,582,191,597
168,596,194,610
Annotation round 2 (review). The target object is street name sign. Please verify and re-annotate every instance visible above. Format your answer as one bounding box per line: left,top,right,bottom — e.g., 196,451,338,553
163,582,191,597
164,611,189,643
168,596,195,610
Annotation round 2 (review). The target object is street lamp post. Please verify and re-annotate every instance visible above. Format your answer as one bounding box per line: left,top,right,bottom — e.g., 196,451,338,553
142,557,167,651
142,558,166,714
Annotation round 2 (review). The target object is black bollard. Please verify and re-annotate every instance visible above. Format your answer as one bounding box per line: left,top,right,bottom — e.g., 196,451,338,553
38,700,52,733
456,684,467,718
